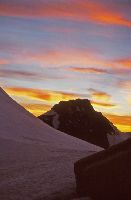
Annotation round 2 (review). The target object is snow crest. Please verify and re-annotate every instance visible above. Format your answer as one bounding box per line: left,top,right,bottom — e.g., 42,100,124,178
0,87,102,200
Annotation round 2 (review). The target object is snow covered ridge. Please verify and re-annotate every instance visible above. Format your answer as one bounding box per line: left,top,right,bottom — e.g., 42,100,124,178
0,87,102,200
39,99,129,148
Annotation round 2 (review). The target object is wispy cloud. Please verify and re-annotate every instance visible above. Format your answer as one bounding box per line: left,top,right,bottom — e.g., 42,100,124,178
91,101,116,108
5,87,51,101
2,46,130,73
22,103,51,116
0,42,130,73
69,67,108,74
89,88,111,101
115,58,131,68
5,87,82,103
104,113,131,132
0,69,41,80
0,0,130,27
0,58,9,65
0,67,69,81
89,89,115,109
118,80,131,90
25,48,98,67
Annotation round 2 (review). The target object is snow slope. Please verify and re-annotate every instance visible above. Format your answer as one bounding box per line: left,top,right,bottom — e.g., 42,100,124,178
0,88,102,200
107,133,130,146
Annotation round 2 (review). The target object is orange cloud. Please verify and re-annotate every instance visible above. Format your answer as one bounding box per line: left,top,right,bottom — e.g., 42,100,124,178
91,100,116,108
88,6,131,27
69,67,108,74
104,113,131,132
22,103,51,116
0,1,130,27
89,89,115,109
6,87,51,101
115,124,131,132
0,58,9,65
115,58,131,68
89,89,111,102
5,87,82,103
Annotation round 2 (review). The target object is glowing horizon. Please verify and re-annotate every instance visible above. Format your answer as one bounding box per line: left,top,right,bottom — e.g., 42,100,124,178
0,0,131,132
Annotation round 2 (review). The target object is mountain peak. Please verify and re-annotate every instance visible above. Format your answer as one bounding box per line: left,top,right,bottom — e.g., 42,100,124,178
53,99,94,114
39,99,120,148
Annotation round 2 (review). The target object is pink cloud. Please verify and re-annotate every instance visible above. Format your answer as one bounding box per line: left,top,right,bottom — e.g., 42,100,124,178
0,1,130,27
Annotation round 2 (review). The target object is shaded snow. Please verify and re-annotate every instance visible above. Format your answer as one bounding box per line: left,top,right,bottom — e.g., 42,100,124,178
107,133,130,146
52,111,60,129
109,122,120,134
0,88,103,200
44,110,60,129
108,122,129,146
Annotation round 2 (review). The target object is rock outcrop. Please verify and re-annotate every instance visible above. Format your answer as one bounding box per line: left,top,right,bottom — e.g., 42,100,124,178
39,99,120,148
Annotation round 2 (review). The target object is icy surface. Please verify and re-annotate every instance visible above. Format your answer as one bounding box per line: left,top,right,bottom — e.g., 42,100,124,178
107,133,130,146
0,88,102,200
44,110,60,129
107,122,129,146
52,111,60,129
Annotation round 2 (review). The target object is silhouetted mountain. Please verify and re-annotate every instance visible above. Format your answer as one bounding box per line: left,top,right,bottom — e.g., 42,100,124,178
39,99,122,148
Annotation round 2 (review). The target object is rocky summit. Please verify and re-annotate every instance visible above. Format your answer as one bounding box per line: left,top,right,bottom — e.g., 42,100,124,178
39,99,120,148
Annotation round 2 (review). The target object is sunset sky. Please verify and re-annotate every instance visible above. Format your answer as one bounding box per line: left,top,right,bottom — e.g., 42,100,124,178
0,0,131,132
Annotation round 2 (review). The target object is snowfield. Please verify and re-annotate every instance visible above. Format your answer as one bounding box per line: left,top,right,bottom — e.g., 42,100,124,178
0,88,103,200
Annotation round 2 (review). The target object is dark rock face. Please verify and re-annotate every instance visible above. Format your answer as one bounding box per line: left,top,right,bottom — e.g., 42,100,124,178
74,139,131,200
39,99,119,148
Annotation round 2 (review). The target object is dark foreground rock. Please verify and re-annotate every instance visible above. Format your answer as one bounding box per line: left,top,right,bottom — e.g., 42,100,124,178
74,139,131,200
39,99,120,148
